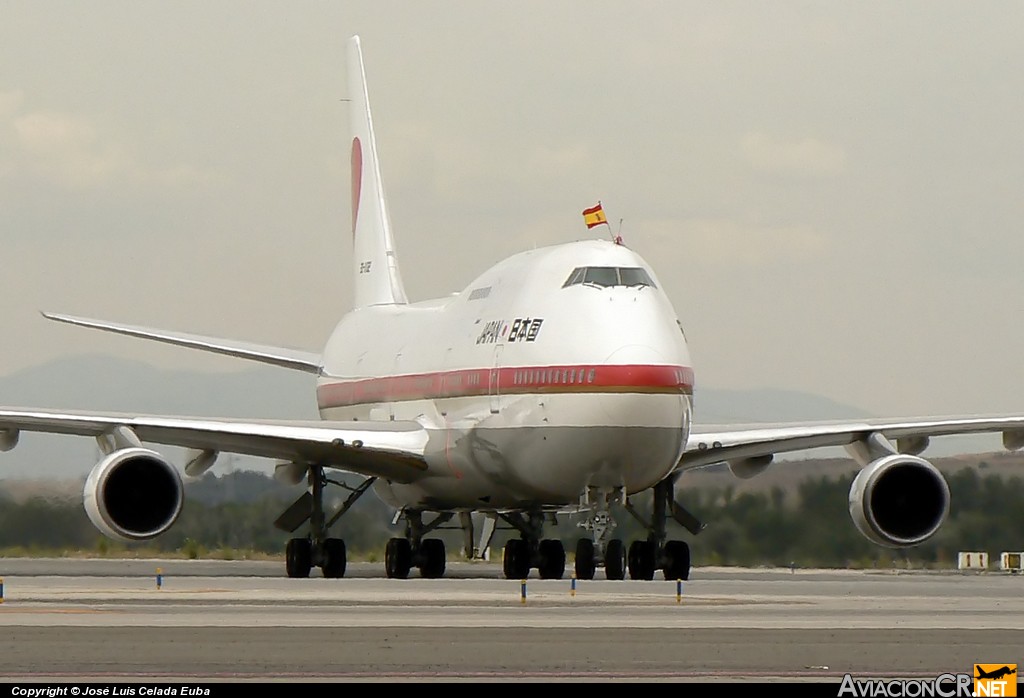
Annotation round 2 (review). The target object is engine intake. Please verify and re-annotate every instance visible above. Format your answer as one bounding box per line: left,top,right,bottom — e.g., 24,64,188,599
848,454,950,547
84,447,184,541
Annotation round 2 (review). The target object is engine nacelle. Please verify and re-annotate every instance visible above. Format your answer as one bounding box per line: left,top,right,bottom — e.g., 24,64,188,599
83,447,184,541
848,454,950,547
274,461,308,486
0,428,19,452
728,454,773,479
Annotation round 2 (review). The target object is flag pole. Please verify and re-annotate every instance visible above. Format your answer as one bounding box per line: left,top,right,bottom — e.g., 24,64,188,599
599,200,615,243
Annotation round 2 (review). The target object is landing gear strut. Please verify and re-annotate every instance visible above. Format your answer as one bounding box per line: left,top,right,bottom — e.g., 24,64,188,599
575,480,701,581
622,477,701,581
575,486,628,580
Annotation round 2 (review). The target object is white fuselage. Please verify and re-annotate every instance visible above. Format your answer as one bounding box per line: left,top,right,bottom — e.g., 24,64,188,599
317,239,693,511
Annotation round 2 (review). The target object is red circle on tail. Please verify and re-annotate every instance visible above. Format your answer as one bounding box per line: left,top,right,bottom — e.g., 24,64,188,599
351,137,362,238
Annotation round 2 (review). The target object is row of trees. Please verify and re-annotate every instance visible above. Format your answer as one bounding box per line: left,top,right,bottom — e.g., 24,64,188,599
0,468,1020,567
676,468,1023,567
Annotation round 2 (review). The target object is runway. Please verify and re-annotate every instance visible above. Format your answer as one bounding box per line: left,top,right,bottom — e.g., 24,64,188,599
0,558,1020,682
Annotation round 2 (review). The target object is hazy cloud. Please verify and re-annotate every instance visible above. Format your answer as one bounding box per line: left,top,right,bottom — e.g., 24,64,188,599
740,132,847,178
648,218,827,268
13,109,128,187
0,94,222,190
0,89,22,116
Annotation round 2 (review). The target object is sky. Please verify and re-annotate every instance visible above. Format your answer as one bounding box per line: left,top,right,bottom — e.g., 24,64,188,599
1,2,1023,420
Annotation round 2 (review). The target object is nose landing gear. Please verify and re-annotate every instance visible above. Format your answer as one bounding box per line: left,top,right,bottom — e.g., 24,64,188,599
576,480,702,581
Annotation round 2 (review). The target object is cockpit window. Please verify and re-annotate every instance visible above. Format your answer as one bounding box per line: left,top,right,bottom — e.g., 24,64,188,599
618,267,654,287
563,267,585,287
562,266,656,289
583,267,619,287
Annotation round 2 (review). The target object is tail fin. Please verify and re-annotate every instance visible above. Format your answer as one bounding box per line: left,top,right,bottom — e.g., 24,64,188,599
347,35,408,308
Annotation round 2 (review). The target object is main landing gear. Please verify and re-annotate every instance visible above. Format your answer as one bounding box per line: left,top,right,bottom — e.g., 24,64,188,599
275,466,702,582
384,509,453,579
274,463,458,580
500,511,567,580
275,465,376,579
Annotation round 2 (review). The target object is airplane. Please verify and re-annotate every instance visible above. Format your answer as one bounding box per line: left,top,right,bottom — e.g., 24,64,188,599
2,35,1024,582
976,667,1017,681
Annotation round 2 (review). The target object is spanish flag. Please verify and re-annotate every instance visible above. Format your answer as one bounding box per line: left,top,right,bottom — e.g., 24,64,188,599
582,203,608,229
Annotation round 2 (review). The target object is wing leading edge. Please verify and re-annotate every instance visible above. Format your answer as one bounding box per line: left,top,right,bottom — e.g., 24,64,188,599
681,415,1024,471
0,408,429,483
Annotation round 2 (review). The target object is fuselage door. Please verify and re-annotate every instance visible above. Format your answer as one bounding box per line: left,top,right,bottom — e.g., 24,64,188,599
488,344,503,414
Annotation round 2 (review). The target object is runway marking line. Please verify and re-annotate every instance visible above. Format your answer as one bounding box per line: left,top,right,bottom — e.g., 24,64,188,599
0,607,104,614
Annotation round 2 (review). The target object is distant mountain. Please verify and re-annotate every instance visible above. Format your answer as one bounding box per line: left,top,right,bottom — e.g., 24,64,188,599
693,387,869,424
0,354,317,417
0,354,1000,478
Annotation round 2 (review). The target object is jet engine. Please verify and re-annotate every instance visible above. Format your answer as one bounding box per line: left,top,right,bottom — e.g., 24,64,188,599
848,454,950,547
84,447,184,541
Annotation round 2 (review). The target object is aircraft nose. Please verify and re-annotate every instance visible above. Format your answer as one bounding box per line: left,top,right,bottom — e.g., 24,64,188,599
598,344,684,422
594,343,689,489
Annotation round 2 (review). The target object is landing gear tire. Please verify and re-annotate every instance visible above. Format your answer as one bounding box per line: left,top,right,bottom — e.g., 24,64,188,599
662,539,691,581
321,537,347,578
628,540,656,581
385,537,412,579
538,539,566,580
605,538,626,580
574,538,596,580
419,538,446,579
285,537,312,579
503,538,531,579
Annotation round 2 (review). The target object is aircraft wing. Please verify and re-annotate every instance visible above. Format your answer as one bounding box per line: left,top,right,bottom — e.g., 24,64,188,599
0,408,429,483
680,415,1024,470
42,312,322,374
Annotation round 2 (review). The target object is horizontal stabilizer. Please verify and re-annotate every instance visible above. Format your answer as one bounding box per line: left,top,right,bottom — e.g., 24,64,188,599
43,312,322,374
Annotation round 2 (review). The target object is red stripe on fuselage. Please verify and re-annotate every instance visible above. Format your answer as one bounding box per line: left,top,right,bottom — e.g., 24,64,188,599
316,364,694,409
